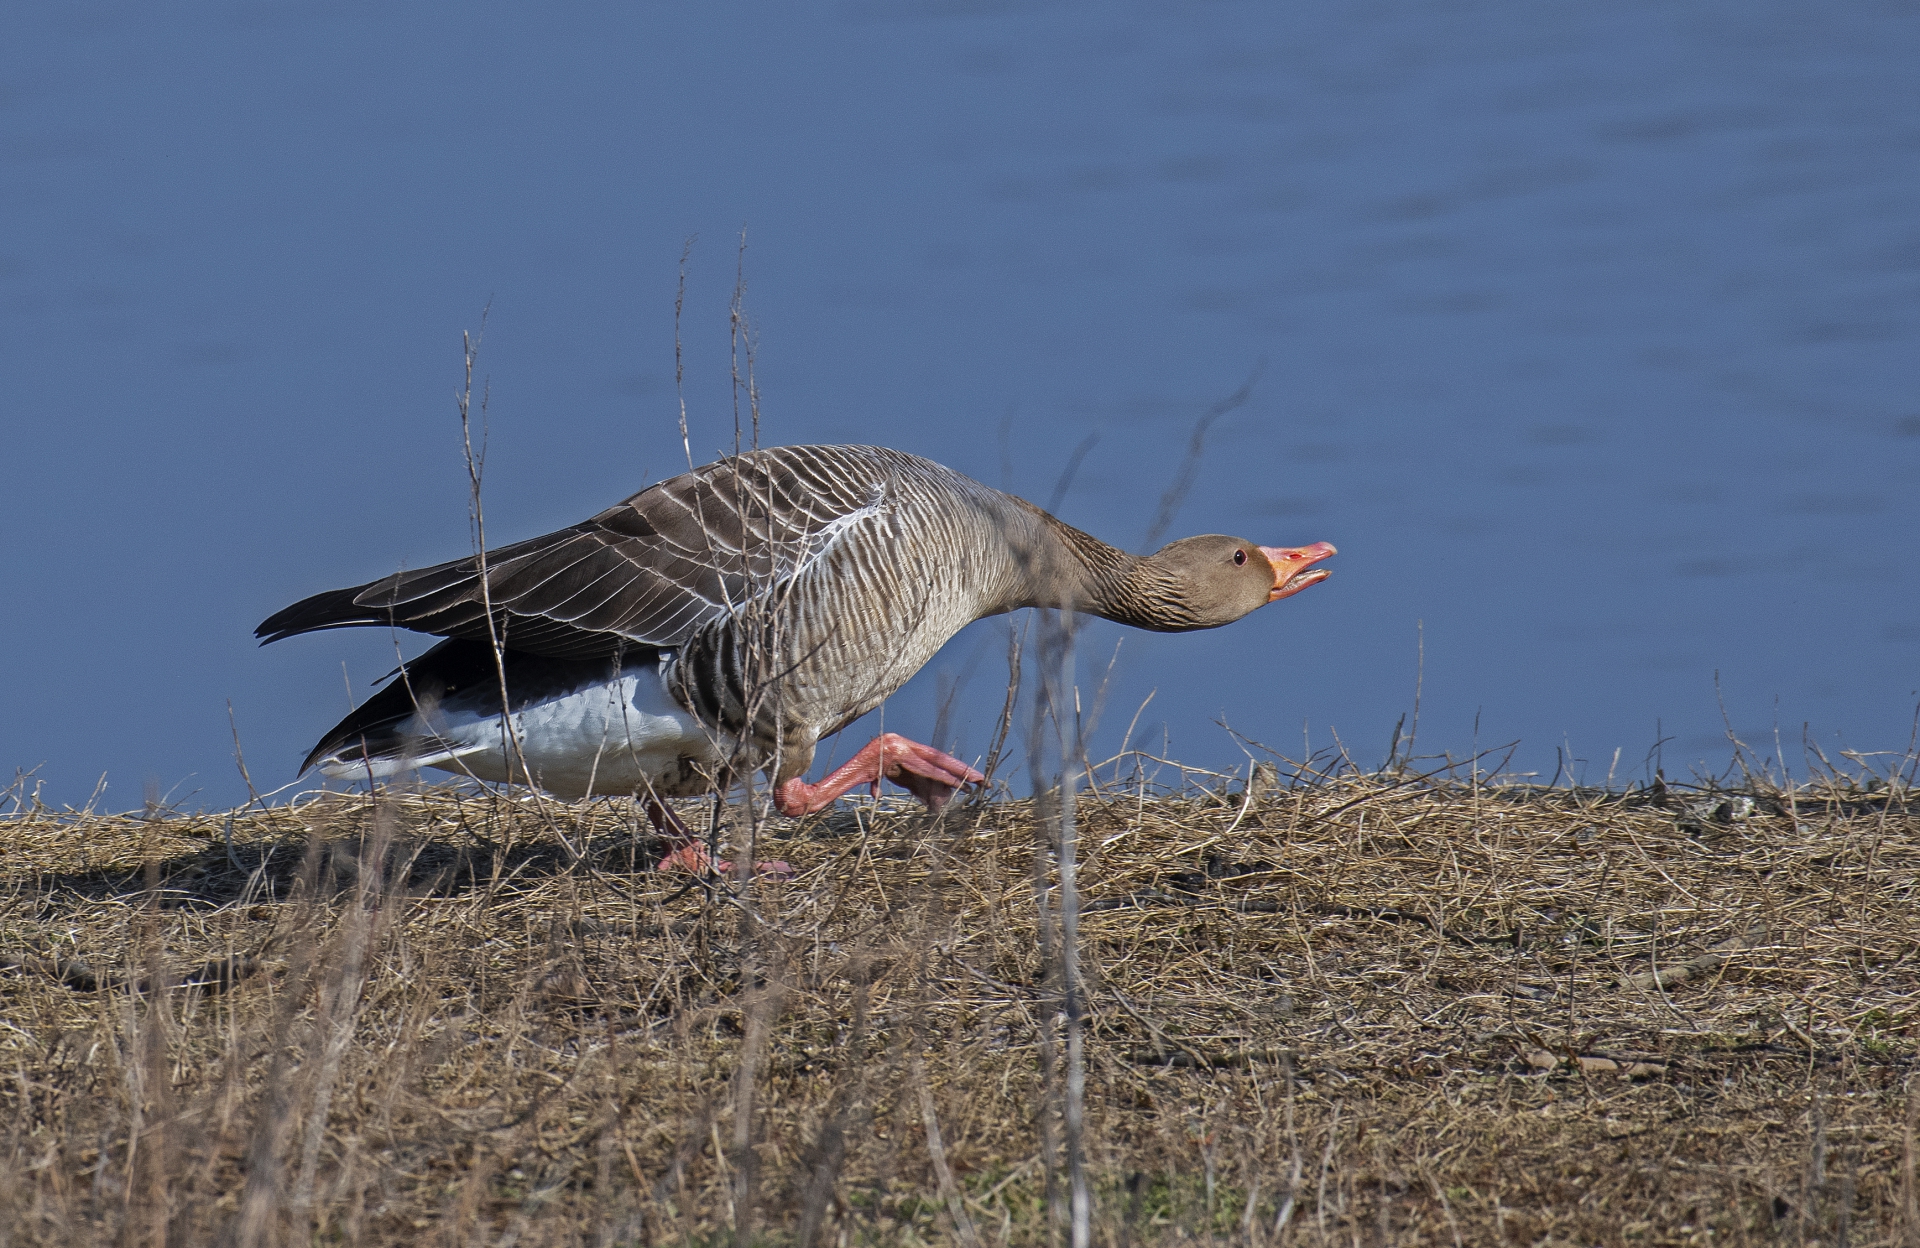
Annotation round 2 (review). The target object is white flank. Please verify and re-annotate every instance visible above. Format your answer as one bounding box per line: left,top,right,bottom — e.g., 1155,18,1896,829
317,659,728,797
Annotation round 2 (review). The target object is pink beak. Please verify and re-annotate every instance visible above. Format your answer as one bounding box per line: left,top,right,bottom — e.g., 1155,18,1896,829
1258,542,1337,602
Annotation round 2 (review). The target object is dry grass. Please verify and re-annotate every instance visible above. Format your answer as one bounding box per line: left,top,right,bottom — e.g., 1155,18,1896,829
3,761,1918,1246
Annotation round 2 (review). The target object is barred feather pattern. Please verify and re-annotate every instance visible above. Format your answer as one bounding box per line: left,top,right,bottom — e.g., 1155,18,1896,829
260,445,965,659
662,447,1051,779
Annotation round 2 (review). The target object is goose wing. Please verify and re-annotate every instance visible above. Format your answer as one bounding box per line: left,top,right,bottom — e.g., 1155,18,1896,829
256,445,896,661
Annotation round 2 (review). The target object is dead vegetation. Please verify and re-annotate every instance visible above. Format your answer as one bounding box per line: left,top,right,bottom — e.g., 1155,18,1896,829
2,759,1918,1247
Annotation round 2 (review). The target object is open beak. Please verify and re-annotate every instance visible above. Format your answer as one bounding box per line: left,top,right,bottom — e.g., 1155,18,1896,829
1258,542,1337,602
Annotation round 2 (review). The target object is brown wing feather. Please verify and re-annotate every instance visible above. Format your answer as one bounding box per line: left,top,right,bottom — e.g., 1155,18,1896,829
256,446,900,660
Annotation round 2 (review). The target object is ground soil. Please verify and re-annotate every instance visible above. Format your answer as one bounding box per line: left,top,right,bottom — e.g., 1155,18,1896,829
2,766,1917,1245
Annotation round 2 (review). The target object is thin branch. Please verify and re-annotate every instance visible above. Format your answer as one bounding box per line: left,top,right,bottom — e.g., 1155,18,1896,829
1142,361,1264,549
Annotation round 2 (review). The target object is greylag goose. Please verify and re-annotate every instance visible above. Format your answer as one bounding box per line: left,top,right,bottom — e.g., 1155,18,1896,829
257,444,1334,870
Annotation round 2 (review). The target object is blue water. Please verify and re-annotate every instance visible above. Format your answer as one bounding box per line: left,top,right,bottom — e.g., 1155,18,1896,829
4,2,1916,810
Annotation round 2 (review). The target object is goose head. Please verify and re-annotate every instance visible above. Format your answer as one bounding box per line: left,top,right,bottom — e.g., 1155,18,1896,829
1125,536,1337,630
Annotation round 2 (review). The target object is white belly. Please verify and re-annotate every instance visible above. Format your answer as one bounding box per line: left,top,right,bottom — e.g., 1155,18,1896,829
321,662,730,798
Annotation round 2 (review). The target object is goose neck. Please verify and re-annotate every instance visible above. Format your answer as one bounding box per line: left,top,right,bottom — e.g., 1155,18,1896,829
1023,514,1176,630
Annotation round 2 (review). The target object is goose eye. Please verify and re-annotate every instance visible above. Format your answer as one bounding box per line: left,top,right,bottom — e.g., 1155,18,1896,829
1233,549,1247,566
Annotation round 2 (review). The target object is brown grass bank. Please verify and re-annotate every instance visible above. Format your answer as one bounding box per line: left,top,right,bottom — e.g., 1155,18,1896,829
2,763,1917,1247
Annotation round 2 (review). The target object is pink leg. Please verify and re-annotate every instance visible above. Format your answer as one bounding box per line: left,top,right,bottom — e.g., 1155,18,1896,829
774,733,986,817
644,796,790,877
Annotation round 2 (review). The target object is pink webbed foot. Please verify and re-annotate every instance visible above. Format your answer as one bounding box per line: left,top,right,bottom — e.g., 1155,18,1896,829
654,841,792,878
644,798,791,878
774,732,986,818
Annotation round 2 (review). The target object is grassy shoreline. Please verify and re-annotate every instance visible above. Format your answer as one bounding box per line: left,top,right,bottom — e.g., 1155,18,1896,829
3,767,1917,1245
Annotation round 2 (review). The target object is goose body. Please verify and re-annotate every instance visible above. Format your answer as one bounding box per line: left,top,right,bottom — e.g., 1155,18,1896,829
259,445,1335,834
